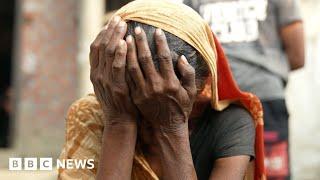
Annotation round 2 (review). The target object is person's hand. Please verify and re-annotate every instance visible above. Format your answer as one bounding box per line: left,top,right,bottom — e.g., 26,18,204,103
90,16,137,125
126,27,197,133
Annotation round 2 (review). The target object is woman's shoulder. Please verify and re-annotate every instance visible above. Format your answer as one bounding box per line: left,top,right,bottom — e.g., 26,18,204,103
202,105,256,162
69,94,100,109
210,104,252,118
59,94,104,177
205,104,254,131
191,104,255,163
68,94,101,115
66,94,105,127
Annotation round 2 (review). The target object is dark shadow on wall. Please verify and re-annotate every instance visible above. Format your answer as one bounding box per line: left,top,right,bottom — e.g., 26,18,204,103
106,0,132,11
0,0,15,148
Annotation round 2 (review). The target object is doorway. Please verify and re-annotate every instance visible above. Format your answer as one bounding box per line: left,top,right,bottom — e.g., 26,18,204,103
106,0,132,12
0,0,15,148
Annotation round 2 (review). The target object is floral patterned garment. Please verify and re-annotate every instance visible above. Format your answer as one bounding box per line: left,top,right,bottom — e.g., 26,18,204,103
58,94,159,180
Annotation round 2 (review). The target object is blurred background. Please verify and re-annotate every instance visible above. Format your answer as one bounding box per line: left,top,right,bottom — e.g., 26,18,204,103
0,0,319,179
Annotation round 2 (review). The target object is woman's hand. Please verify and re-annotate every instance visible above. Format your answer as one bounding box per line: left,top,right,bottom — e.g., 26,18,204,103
92,17,139,180
90,16,137,125
126,27,197,133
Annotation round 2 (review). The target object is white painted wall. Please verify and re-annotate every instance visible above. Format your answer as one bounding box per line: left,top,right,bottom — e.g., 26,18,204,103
78,0,105,96
286,0,320,179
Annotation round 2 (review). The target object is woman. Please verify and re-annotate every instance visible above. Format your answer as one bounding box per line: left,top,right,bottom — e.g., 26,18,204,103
58,0,265,179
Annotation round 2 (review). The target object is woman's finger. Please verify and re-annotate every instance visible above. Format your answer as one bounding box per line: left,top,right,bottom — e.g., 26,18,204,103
125,70,136,93
177,55,197,96
134,26,158,80
111,40,127,84
126,35,145,88
89,25,110,69
105,20,127,73
154,28,175,79
99,16,121,72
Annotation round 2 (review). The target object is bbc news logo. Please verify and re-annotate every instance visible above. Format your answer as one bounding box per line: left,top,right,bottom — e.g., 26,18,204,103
9,158,94,171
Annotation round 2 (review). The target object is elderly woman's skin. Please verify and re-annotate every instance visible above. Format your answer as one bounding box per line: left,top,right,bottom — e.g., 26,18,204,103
126,27,198,180
90,16,138,180
91,16,250,180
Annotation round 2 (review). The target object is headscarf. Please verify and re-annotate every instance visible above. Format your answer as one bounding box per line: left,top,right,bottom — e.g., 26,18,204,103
114,0,266,179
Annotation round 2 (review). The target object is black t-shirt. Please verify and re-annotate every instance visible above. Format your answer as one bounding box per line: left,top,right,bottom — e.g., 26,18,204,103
190,104,255,180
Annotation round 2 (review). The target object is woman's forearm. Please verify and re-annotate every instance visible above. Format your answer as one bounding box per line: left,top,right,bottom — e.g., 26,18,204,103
155,126,197,180
96,121,137,180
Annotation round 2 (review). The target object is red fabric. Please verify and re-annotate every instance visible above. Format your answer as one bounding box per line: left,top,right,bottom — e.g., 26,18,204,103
213,34,266,180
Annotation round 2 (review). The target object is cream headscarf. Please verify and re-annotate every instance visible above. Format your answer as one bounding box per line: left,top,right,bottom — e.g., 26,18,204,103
113,0,266,179
115,0,225,110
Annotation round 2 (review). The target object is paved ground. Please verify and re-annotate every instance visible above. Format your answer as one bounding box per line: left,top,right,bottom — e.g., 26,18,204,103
0,169,56,180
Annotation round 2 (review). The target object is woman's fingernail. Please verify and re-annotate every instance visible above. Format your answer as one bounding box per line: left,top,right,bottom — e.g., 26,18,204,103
135,26,141,35
181,55,188,64
126,35,133,43
156,28,162,36
113,16,120,23
119,21,126,26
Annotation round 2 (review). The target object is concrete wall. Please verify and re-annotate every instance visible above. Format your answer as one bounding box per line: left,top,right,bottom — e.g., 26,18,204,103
15,0,79,157
0,0,79,166
0,1,105,178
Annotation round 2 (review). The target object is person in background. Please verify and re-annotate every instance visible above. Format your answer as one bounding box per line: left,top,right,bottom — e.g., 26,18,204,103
184,0,305,179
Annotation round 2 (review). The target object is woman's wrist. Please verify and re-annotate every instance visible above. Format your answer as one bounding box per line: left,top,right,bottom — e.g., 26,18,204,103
153,122,196,180
98,115,137,180
104,110,137,125
154,123,189,140
104,116,137,136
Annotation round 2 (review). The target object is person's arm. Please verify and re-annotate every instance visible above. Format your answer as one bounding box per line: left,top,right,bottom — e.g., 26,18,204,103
126,27,198,179
276,0,305,70
90,16,138,180
155,127,197,180
209,156,250,180
280,22,305,70
209,108,255,180
97,123,137,180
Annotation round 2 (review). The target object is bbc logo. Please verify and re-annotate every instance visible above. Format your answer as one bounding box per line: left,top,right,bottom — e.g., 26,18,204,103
9,158,53,171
